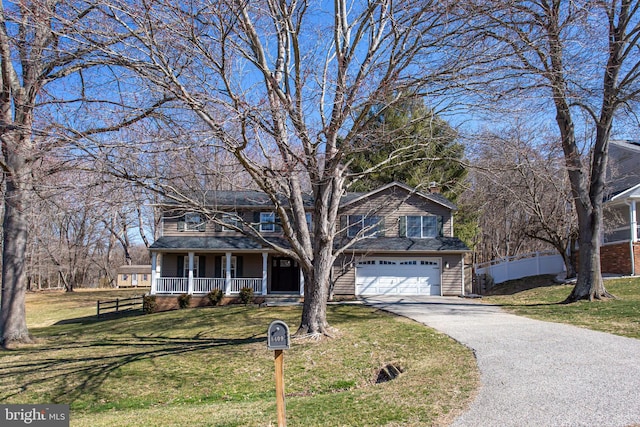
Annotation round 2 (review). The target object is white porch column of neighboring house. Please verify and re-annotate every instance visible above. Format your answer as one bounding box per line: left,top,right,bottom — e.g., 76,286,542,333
299,268,304,296
225,252,232,295
151,252,158,295
262,252,268,296
631,200,638,242
188,252,195,295
631,200,638,276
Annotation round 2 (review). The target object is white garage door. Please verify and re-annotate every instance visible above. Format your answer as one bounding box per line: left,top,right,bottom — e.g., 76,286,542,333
355,258,441,296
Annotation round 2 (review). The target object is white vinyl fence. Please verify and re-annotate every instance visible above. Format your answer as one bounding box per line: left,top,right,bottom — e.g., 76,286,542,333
475,250,566,286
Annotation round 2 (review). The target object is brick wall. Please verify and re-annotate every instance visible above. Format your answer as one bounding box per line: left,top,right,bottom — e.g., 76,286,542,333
600,242,632,275
152,295,267,312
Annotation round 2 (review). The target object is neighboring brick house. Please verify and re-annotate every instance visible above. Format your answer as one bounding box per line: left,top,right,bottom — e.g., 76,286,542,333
116,265,152,288
602,140,640,275
148,182,470,301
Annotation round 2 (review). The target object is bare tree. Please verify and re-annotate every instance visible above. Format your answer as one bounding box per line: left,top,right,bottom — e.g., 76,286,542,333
0,1,169,347
462,0,640,301
470,124,578,277
91,0,468,337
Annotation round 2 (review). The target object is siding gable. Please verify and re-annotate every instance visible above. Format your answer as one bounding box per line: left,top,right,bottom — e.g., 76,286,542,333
339,187,453,238
160,183,455,239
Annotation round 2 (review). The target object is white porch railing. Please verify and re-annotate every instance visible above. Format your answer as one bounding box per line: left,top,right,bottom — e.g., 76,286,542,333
155,277,263,295
230,278,263,294
194,278,225,294
475,250,565,285
156,278,188,294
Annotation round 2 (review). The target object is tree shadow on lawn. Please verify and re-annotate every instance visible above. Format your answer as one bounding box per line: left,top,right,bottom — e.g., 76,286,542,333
54,310,144,325
0,332,265,406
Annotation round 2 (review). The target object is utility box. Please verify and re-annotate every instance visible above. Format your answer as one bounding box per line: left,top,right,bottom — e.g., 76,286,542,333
267,320,290,350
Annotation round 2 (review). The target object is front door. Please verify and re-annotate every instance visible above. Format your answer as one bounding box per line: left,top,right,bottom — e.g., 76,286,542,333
271,257,300,293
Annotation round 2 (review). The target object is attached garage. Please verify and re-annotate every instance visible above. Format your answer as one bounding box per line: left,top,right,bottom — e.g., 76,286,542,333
355,258,441,296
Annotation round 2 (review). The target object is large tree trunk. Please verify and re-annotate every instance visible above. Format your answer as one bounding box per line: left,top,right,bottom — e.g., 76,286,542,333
564,218,611,302
1,178,33,346
296,205,337,337
297,265,331,337
295,174,343,338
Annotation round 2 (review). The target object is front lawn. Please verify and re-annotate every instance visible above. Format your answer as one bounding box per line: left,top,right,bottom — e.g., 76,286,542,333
483,276,640,339
1,291,479,426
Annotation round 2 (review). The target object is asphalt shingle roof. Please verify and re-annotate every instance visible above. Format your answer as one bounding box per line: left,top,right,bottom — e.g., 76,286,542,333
344,236,469,252
150,236,288,250
150,235,469,253
160,182,457,211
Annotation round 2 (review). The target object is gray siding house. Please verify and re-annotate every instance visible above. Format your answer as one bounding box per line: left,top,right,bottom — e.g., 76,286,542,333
602,140,640,275
149,182,470,299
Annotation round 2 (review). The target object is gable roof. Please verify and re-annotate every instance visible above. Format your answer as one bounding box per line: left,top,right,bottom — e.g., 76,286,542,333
610,182,640,201
117,264,152,273
340,181,457,211
161,182,457,211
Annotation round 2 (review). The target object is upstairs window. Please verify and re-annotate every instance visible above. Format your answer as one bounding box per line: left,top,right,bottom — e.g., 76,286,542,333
179,212,206,232
399,215,442,238
260,212,276,232
347,215,382,237
222,213,241,231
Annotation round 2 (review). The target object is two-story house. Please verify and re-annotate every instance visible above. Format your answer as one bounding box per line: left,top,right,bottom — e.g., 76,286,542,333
602,140,640,275
148,182,470,304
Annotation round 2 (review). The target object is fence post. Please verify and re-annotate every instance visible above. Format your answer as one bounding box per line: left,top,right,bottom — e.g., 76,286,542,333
97,301,101,317
116,298,119,313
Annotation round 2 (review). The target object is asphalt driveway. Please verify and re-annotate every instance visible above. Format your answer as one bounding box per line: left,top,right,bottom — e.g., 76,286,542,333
363,296,640,427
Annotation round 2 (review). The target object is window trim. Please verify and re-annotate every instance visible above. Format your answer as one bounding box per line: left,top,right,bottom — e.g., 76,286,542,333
347,214,381,237
401,215,441,238
260,212,276,232
222,213,240,231
184,212,206,232
183,255,200,278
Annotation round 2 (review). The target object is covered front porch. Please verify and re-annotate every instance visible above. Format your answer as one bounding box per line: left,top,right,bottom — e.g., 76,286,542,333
149,251,304,296
602,193,639,275
605,187,639,244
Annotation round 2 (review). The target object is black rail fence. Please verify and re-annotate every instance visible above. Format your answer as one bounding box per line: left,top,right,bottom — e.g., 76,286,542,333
97,295,145,317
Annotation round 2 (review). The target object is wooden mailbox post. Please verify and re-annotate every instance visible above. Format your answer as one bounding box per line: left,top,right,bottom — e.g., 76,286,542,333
268,320,290,427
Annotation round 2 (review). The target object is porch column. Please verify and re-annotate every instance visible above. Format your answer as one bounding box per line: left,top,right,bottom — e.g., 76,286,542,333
631,200,638,242
299,268,304,296
188,252,195,295
151,252,158,295
262,252,268,296
631,200,638,276
224,252,232,295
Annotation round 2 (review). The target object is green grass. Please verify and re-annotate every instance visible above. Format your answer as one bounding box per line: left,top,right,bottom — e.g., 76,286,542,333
1,290,479,426
483,276,640,339
26,288,146,327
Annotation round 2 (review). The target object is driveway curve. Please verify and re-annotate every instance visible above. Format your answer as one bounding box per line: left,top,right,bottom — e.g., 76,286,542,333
363,296,640,427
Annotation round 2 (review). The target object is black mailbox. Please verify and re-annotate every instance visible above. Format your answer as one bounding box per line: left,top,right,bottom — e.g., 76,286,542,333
268,320,290,350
